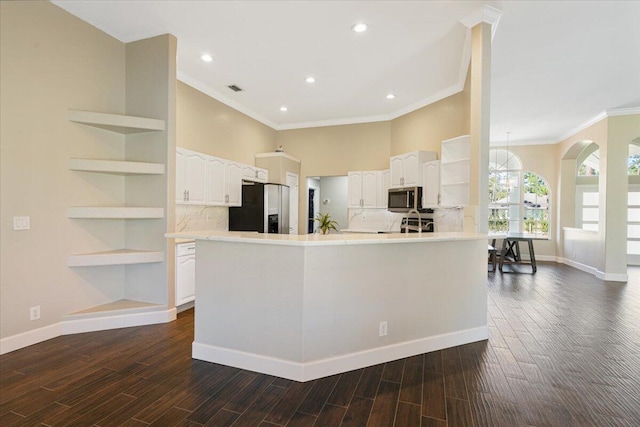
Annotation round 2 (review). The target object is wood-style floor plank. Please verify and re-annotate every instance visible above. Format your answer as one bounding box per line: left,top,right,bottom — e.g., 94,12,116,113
1,263,639,426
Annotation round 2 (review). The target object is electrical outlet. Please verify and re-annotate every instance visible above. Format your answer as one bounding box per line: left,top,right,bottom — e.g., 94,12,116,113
379,321,387,337
30,305,40,321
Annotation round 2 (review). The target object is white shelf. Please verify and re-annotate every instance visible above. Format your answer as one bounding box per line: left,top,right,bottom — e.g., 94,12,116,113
68,110,165,134
63,299,165,319
67,249,164,267
67,207,164,219
69,159,164,175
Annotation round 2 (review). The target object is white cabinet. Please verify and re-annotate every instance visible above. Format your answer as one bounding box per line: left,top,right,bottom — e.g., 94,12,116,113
377,169,390,209
176,148,207,204
348,170,388,209
390,151,438,188
205,156,242,206
440,135,470,206
176,242,195,306
422,160,440,207
242,164,268,183
176,149,246,207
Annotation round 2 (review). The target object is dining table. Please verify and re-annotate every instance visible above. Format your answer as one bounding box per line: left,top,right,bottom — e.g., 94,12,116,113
490,232,548,273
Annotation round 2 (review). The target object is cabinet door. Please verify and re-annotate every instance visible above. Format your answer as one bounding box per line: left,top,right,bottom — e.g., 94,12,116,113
225,161,242,206
361,171,378,208
176,253,195,306
401,152,420,186
176,148,186,204
241,164,257,181
390,156,404,187
423,160,440,206
206,156,226,205
185,151,207,204
347,172,363,208
256,168,268,183
377,170,390,208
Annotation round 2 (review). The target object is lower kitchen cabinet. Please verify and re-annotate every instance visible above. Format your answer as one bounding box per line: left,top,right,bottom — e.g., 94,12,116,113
176,242,195,306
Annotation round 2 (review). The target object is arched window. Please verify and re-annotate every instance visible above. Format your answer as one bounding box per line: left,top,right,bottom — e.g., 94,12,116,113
489,149,522,233
575,142,600,231
627,143,640,264
488,149,550,236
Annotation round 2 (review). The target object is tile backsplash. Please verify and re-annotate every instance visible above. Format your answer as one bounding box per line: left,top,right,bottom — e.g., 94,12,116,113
176,205,228,232
347,208,463,232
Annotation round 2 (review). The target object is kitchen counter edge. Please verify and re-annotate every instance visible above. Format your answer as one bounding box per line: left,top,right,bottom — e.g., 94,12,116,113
165,230,488,247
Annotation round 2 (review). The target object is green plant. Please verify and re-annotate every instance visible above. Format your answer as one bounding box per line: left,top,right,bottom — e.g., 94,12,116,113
314,212,338,235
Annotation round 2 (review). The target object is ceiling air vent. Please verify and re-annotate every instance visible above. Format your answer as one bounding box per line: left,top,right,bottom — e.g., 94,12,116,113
228,85,243,92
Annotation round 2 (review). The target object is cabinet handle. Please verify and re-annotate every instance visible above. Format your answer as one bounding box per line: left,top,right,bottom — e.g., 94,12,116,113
225,194,229,203
187,190,190,201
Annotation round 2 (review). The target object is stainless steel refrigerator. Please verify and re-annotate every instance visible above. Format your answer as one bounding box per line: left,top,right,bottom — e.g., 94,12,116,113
229,183,290,234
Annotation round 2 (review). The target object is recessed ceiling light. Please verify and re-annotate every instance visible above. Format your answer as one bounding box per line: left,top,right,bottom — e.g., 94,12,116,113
352,23,368,33
201,53,213,62
305,76,316,83
386,93,396,99
280,106,288,112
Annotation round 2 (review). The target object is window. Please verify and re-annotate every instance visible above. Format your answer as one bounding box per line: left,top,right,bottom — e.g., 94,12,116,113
488,150,550,237
575,186,599,231
523,172,550,236
489,149,521,233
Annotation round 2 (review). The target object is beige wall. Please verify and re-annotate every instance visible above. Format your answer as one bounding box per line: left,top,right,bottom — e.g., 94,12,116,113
391,73,470,156
176,82,276,163
1,1,126,339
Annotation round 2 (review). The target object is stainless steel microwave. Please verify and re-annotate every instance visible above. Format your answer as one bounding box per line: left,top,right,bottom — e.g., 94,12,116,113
388,187,423,212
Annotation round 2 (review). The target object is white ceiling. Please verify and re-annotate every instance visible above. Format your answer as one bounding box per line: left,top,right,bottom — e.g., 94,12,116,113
52,1,640,145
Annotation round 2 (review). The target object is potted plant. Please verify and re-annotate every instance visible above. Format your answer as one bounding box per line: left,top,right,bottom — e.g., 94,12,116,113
314,212,338,235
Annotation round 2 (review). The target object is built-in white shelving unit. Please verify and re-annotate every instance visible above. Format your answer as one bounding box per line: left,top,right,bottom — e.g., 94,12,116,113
68,110,165,134
67,109,166,267
67,207,164,219
67,249,164,267
64,299,165,318
69,159,164,175
440,135,471,206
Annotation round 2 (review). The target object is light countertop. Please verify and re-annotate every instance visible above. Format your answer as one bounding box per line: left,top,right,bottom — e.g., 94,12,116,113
165,230,487,246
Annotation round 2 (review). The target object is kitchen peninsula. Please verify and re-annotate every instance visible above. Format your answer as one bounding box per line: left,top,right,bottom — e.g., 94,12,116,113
166,230,488,382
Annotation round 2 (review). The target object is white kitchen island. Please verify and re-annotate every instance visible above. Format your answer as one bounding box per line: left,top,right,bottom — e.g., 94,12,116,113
165,230,488,382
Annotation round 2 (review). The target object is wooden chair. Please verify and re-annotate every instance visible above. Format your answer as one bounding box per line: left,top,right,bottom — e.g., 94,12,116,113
488,244,497,272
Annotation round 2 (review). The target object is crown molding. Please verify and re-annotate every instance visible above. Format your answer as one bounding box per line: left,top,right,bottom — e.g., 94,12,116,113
555,111,608,144
459,5,503,40
276,114,391,131
177,71,278,130
606,107,640,117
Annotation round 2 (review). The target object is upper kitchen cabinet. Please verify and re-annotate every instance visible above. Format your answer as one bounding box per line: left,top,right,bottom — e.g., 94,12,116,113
348,170,389,209
205,156,242,207
241,164,268,183
175,148,207,205
422,160,440,207
390,151,438,188
440,135,470,206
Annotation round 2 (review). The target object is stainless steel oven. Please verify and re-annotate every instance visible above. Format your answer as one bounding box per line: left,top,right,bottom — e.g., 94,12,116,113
388,187,423,212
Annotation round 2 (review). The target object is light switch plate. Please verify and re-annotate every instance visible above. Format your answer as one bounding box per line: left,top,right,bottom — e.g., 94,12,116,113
13,216,30,230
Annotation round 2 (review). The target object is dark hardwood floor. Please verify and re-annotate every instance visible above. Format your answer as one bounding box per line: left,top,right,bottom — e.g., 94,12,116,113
2,263,639,426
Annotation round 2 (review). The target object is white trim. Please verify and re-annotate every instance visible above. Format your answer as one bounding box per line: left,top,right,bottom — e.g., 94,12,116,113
192,326,488,382
254,152,301,163
387,83,463,121
459,5,503,40
595,271,628,282
558,256,600,277
0,323,63,355
276,114,391,131
178,72,278,130
606,107,640,117
556,112,608,144
61,308,176,335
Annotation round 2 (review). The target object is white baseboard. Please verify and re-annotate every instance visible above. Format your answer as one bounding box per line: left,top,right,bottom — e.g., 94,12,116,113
1,308,177,355
193,326,488,382
62,308,177,335
0,322,63,355
557,257,628,282
595,271,628,282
